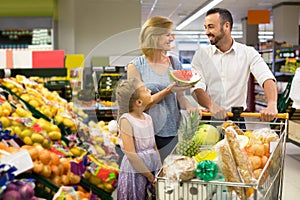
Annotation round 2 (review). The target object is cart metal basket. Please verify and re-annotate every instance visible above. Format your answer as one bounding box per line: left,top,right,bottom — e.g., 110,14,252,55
156,113,288,200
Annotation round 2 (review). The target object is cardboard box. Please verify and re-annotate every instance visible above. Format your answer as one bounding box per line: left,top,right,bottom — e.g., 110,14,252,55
288,120,300,144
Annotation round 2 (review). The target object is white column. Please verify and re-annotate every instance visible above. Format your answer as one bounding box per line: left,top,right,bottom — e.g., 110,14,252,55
273,3,300,45
241,17,259,47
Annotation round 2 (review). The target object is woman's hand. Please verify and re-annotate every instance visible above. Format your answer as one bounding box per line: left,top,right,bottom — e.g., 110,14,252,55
167,82,193,93
185,105,203,117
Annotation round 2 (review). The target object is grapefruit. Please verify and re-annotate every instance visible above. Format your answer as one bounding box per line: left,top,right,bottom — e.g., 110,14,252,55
193,124,220,145
169,70,201,86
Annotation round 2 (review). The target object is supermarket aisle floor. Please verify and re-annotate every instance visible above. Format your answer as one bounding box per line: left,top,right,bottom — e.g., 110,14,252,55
112,142,300,200
282,142,300,199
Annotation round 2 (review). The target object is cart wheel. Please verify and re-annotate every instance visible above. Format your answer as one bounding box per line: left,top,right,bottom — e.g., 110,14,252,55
190,186,198,195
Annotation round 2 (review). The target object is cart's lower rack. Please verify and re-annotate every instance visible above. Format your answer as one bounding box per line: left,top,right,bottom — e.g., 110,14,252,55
156,168,282,200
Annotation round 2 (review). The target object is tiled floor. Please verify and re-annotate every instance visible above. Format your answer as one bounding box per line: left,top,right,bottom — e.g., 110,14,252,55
112,142,300,200
282,142,300,199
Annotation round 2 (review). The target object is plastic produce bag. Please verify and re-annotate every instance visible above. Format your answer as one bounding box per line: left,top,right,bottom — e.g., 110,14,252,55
162,154,197,181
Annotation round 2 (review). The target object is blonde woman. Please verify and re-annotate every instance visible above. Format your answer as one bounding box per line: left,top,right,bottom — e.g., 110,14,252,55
116,78,160,200
127,16,201,162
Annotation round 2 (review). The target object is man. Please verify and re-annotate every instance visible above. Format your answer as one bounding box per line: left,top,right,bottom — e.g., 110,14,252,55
191,8,278,122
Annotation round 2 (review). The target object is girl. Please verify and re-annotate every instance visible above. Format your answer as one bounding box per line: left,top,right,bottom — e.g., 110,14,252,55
116,78,161,200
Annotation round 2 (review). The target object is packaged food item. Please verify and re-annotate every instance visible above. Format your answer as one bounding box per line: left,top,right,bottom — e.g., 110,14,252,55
216,141,246,199
162,154,197,181
224,126,255,184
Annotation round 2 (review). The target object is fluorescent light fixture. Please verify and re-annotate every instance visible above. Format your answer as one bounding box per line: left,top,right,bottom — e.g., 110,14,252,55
258,31,273,35
176,0,223,30
172,30,202,35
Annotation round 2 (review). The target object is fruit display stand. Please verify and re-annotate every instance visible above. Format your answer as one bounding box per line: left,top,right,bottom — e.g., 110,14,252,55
0,75,120,199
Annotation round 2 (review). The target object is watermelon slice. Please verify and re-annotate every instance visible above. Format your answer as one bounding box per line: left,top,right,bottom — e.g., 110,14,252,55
169,70,201,86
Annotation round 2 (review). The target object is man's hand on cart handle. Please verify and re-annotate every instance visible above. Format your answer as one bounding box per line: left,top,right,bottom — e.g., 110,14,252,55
208,102,227,119
259,104,278,122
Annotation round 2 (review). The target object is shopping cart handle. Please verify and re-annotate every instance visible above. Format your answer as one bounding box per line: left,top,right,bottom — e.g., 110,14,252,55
202,112,289,119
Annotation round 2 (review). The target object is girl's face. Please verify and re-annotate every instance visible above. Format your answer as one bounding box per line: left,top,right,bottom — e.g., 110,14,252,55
158,30,174,51
137,85,152,105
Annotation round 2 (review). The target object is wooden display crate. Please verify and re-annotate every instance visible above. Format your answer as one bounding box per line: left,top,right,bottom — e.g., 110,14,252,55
288,120,300,145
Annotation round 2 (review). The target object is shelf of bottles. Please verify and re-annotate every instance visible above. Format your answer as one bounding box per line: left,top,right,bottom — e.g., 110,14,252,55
274,46,300,75
0,28,52,50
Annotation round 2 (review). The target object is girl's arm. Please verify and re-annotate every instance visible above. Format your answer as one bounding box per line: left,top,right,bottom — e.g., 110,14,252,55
154,144,162,168
127,64,173,110
119,118,155,182
127,64,193,110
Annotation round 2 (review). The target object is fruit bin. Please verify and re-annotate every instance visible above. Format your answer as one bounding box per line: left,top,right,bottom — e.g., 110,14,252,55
17,173,114,200
156,113,288,200
80,178,113,200
17,172,59,199
0,84,51,120
44,80,72,102
0,84,72,140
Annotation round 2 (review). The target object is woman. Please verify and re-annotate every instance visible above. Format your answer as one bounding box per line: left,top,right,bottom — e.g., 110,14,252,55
127,16,200,162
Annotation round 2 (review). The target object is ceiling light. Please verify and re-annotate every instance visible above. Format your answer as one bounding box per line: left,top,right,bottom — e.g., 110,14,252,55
178,13,187,18
176,0,223,30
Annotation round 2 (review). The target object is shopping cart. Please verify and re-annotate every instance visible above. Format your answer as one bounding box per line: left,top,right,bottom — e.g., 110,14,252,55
156,112,288,200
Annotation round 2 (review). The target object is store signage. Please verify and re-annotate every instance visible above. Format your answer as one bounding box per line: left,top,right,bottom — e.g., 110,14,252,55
248,10,270,24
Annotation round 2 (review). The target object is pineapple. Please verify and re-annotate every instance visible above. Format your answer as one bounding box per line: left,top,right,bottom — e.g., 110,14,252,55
176,111,200,157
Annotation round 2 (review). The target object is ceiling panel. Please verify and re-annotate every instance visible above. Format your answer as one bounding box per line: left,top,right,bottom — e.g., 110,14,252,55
141,0,300,31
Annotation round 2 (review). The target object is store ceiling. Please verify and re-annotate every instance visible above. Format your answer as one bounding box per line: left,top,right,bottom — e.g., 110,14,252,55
141,0,300,31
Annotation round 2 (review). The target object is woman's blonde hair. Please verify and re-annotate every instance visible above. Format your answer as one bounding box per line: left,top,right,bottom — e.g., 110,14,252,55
139,16,173,60
115,78,143,120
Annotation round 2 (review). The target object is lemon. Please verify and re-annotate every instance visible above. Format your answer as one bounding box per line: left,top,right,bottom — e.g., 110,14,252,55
31,133,44,143
23,136,33,145
54,115,63,124
21,129,33,138
70,147,82,157
20,94,30,102
89,175,102,185
2,101,12,114
0,116,11,127
29,99,40,108
103,182,114,192
244,130,253,138
98,120,106,128
48,131,62,141
42,139,51,149
193,150,217,163
13,126,22,136
63,117,75,128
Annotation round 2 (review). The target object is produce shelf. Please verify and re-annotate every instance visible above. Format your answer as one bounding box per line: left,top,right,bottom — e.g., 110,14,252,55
80,178,113,200
0,68,67,78
17,172,59,200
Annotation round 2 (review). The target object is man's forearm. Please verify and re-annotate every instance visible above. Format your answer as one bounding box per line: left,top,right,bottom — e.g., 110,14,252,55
263,79,278,106
192,88,212,110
